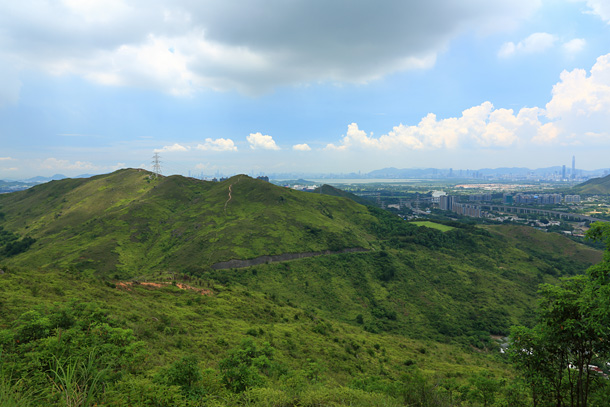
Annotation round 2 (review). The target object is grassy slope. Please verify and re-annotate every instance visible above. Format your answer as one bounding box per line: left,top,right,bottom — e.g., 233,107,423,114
0,170,606,405
411,221,455,232
485,225,602,275
314,184,373,206
201,225,591,342
0,267,509,403
573,174,610,194
0,170,601,342
0,169,376,277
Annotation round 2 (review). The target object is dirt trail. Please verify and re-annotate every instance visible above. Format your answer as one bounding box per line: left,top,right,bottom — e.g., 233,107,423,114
115,281,213,295
211,247,368,270
224,176,242,214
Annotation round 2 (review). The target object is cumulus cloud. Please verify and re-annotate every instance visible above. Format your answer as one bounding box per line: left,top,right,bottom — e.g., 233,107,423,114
0,157,13,161
0,0,541,97
293,143,311,151
544,53,610,141
327,105,546,151
196,138,237,152
328,53,610,151
498,32,557,58
247,132,280,150
154,143,189,153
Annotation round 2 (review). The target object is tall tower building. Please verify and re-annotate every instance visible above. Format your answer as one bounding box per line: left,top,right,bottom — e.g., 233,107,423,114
572,155,575,179
562,165,566,180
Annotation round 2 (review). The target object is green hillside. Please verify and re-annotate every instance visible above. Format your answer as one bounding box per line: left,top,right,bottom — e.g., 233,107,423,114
572,173,610,194
0,169,606,405
314,184,373,206
0,169,376,276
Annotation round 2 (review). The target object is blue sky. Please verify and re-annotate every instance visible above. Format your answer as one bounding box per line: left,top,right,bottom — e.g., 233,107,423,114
0,0,609,179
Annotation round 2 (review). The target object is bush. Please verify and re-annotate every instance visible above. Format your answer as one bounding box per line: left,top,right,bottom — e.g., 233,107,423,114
219,339,277,393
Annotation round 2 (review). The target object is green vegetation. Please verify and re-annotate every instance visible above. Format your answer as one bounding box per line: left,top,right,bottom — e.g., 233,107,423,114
314,184,374,206
572,174,610,195
0,226,35,258
411,221,455,232
509,222,610,406
0,169,607,405
0,169,375,276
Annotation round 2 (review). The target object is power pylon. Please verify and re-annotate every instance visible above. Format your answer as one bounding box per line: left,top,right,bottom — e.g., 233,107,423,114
152,153,162,178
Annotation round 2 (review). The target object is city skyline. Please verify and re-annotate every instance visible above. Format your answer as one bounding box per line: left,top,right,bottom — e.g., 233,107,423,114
1,1,609,178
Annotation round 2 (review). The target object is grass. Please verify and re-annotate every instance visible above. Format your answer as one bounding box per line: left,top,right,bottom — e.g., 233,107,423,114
0,170,377,275
411,221,455,232
0,266,514,406
0,169,604,405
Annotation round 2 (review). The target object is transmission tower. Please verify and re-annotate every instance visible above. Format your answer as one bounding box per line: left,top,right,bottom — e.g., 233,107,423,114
152,152,162,178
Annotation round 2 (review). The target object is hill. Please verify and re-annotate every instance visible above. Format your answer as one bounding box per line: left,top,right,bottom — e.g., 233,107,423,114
0,168,606,405
0,169,377,276
572,173,610,194
0,168,602,339
313,184,373,206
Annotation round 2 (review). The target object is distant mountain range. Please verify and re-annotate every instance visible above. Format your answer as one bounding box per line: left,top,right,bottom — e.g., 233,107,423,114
22,173,97,183
4,167,610,186
271,166,610,180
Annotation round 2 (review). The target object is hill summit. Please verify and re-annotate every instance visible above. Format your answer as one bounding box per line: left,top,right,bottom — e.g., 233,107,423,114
0,168,376,276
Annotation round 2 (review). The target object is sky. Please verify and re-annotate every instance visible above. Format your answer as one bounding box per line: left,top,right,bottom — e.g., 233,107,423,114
0,0,609,179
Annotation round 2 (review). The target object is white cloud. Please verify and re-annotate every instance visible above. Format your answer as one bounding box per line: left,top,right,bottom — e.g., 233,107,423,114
293,143,311,151
0,0,541,97
544,53,610,141
328,53,610,151
0,157,13,161
563,38,586,54
154,143,189,153
575,0,610,23
247,132,280,150
41,158,98,171
327,104,546,151
498,32,557,58
196,138,237,152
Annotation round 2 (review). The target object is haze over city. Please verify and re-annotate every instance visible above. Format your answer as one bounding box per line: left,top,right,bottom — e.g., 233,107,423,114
1,0,609,179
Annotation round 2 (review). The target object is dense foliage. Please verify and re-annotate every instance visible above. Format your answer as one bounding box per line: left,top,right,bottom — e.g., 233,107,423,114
0,170,606,406
0,226,35,258
509,222,610,406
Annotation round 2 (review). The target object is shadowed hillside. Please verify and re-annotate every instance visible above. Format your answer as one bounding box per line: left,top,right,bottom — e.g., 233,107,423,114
314,184,373,206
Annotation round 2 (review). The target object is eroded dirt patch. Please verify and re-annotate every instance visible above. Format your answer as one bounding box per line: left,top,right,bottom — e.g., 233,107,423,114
115,281,213,295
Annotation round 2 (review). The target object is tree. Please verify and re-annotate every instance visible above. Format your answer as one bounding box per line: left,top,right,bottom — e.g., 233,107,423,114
218,338,275,393
509,222,610,407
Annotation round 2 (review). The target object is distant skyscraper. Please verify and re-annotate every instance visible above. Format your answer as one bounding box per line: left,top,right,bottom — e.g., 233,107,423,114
572,156,575,179
562,165,566,180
